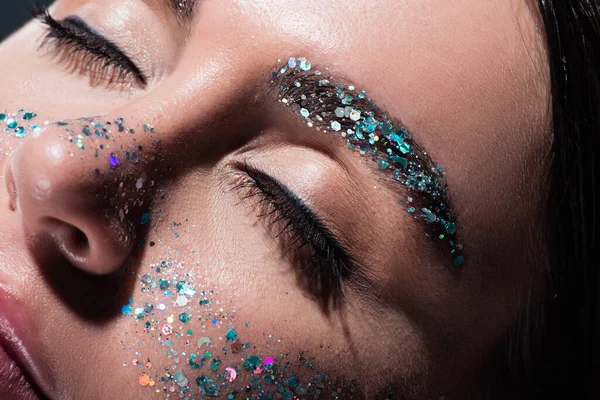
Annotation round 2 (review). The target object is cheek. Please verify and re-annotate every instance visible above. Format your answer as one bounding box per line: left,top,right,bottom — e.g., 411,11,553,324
43,167,428,398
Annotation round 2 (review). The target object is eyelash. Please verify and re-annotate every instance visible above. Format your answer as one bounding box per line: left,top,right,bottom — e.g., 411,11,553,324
232,162,353,307
36,10,145,89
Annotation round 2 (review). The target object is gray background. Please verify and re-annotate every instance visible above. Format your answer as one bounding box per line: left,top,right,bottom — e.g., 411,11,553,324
0,0,54,40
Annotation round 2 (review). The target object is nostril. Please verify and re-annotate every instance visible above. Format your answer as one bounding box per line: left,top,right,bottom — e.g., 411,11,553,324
74,228,89,248
46,219,92,261
44,217,130,275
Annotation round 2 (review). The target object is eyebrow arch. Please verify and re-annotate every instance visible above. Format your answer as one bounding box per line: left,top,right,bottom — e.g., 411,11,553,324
268,58,464,266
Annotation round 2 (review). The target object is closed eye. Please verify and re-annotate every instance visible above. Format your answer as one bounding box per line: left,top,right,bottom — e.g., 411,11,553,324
36,10,147,89
231,161,354,310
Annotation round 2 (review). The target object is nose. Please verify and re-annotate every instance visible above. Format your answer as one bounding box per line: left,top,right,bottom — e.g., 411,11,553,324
4,119,156,275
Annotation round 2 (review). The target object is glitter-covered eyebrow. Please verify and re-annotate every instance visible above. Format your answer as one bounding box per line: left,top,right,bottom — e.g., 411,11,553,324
270,57,464,266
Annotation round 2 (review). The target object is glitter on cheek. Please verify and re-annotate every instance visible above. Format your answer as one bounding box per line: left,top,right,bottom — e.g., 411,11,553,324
118,249,363,398
5,109,365,394
162,324,173,335
225,367,237,382
264,357,275,365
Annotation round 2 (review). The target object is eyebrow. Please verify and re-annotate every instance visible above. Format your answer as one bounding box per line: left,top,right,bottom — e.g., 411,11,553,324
269,58,464,266
165,0,198,26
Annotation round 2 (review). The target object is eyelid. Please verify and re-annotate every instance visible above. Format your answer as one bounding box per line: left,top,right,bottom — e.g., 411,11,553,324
230,161,354,306
36,10,147,88
270,58,464,266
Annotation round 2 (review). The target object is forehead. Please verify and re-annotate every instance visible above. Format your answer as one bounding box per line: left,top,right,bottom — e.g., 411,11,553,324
180,0,547,142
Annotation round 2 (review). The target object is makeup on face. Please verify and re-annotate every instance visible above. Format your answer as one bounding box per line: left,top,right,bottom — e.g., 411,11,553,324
116,57,463,398
119,267,361,398
1,108,362,397
0,110,41,137
31,7,462,268
272,57,464,266
2,41,462,398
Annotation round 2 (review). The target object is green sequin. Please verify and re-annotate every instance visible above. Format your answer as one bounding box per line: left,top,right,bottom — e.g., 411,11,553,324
179,312,191,323
159,279,170,290
22,111,36,120
377,159,389,169
225,328,237,342
243,355,261,371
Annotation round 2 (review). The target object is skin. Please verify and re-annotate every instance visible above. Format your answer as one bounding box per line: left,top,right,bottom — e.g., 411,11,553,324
0,0,550,398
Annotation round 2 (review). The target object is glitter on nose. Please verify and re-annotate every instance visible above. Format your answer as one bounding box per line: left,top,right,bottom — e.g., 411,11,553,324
0,110,40,138
109,154,119,167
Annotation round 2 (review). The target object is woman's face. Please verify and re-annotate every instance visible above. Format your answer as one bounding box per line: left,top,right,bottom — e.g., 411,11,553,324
0,1,549,399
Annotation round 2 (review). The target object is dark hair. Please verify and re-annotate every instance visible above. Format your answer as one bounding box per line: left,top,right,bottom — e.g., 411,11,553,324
540,0,600,397
490,1,600,398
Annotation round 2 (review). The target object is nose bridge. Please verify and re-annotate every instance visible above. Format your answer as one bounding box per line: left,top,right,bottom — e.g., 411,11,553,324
132,54,270,161
11,115,161,210
8,48,269,195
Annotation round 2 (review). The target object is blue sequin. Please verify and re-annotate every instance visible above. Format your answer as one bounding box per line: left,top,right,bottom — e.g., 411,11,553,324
141,212,151,225
377,159,389,169
399,142,411,154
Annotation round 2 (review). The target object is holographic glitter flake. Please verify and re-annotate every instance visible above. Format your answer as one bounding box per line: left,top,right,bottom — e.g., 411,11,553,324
243,355,261,371
272,57,464,265
14,126,26,137
297,57,311,71
109,154,119,167
377,159,390,169
225,328,237,342
21,110,37,120
140,212,151,225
